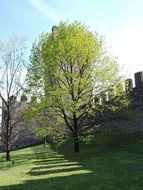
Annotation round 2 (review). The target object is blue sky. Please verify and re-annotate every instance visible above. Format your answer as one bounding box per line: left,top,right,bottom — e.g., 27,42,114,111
1,0,143,78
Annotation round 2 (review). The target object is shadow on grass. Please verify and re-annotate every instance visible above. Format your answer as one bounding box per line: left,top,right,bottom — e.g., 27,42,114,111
29,165,83,176
0,143,95,190
1,134,143,189
0,173,95,190
0,145,94,190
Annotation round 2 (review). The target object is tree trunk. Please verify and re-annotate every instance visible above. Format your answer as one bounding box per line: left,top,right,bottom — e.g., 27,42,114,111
74,135,80,153
6,148,10,161
5,110,11,161
6,139,10,161
73,112,80,153
44,137,47,147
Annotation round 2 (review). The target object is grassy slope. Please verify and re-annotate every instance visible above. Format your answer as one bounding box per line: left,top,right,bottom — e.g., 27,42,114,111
1,133,143,190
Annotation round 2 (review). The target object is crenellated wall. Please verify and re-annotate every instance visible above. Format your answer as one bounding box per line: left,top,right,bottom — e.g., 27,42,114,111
125,71,143,108
99,71,143,135
96,71,143,107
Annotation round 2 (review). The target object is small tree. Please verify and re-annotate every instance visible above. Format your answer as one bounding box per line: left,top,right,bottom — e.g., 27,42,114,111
0,36,28,161
27,21,123,152
24,97,66,147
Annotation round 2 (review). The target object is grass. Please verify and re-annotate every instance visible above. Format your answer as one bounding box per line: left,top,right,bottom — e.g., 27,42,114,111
1,133,143,189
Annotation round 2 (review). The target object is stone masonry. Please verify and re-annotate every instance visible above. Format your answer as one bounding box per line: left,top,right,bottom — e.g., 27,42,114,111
0,95,40,151
100,71,143,134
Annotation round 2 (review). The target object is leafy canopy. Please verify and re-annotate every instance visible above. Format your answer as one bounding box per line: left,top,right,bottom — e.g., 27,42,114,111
26,21,122,140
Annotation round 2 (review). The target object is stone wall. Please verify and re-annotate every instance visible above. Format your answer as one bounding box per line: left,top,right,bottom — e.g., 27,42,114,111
99,71,143,135
100,110,143,135
0,95,40,151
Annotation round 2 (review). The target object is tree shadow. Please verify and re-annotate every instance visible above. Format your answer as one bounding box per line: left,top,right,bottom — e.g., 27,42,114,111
29,165,83,176
1,138,143,190
0,173,94,190
32,161,79,170
0,143,95,190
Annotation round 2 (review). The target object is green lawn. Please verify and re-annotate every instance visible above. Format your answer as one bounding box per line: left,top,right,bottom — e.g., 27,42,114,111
1,133,143,190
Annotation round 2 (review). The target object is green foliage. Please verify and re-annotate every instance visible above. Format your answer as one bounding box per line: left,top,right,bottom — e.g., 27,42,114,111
26,21,125,150
25,38,45,96
80,134,95,144
24,97,66,140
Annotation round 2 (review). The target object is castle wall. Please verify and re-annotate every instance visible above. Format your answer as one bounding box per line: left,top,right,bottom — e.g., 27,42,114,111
0,96,40,151
99,71,143,135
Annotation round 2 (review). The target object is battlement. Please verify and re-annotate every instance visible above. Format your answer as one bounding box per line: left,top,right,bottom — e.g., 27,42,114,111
126,71,143,89
3,95,36,105
125,71,143,108
94,71,143,108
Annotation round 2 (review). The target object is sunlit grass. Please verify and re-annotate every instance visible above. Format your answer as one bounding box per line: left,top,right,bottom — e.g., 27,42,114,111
1,133,143,189
0,143,92,187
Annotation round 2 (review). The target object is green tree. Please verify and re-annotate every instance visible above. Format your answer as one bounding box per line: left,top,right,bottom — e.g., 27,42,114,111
24,97,66,147
27,21,122,152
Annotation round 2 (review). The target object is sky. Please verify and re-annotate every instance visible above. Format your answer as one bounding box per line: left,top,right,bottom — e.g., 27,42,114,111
0,0,143,79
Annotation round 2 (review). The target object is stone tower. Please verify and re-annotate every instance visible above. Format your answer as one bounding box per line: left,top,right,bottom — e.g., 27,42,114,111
134,71,143,88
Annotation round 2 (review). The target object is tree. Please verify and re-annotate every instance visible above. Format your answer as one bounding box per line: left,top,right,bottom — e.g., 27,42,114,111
0,35,28,161
24,96,66,147
27,21,122,152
